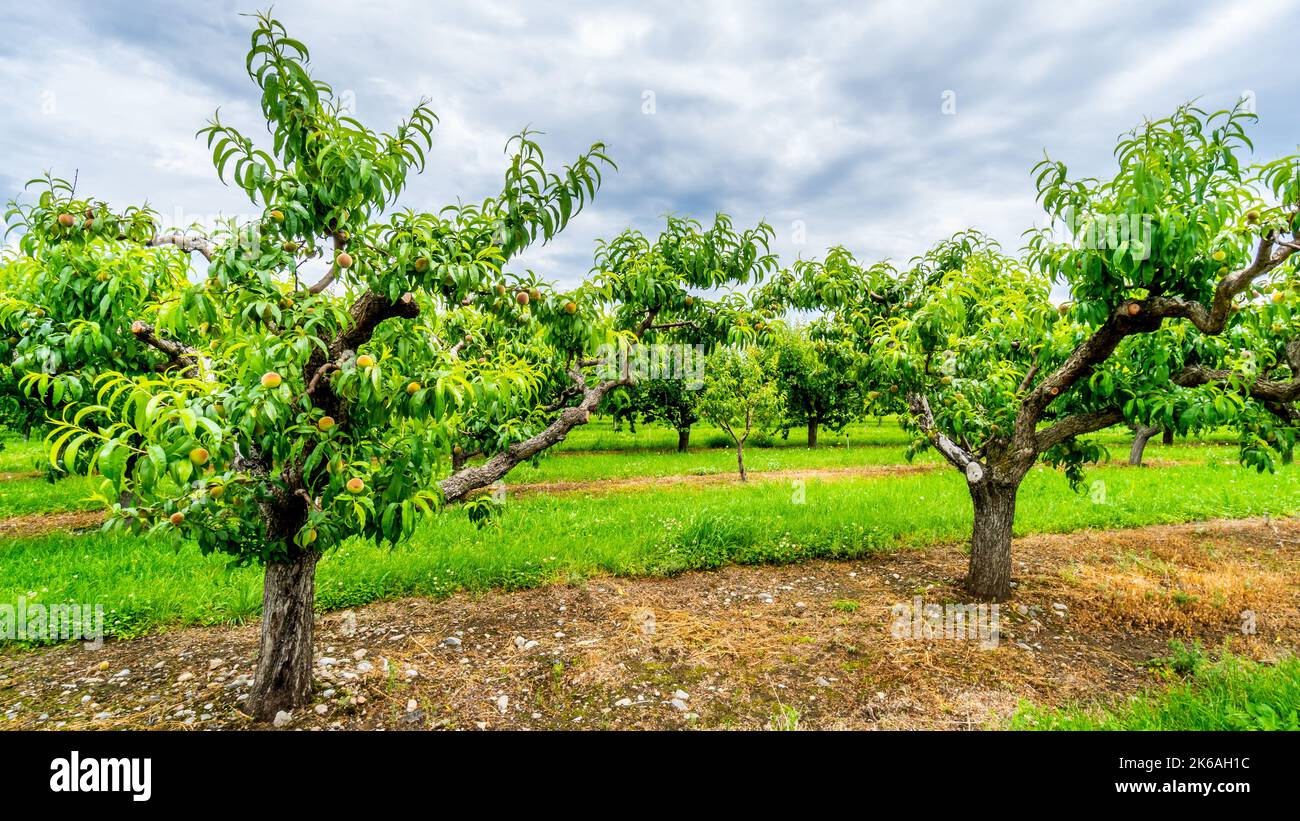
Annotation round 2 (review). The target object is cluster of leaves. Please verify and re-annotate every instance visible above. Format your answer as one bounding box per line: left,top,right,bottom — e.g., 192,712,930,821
867,236,1059,459
1026,104,1292,323
593,214,781,348
0,175,188,437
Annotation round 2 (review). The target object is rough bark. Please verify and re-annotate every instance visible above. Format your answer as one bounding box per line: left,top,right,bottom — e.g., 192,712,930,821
736,441,747,482
130,321,202,377
967,475,1019,600
330,292,419,361
146,231,215,261
1129,424,1159,466
677,427,691,452
1161,428,1174,446
807,416,819,448
246,550,320,720
438,363,629,502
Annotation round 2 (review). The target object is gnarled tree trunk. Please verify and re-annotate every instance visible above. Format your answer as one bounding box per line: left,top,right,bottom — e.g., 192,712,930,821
807,416,819,448
966,474,1020,601
1162,427,1174,445
247,550,320,721
1128,424,1159,466
677,427,691,452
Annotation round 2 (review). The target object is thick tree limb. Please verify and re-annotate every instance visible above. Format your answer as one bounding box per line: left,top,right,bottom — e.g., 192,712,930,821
438,362,631,502
291,290,421,497
1173,365,1300,404
907,393,973,470
1015,231,1300,447
1034,407,1125,452
146,232,215,261
328,291,419,360
130,321,202,376
635,307,661,335
1038,360,1300,457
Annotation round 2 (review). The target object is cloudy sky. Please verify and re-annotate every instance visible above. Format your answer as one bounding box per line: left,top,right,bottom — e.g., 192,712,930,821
2,0,1297,289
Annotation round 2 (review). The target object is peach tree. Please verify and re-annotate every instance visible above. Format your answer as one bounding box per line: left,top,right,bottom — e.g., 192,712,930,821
871,105,1299,599
22,13,612,719
603,378,702,451
697,345,784,480
767,323,868,447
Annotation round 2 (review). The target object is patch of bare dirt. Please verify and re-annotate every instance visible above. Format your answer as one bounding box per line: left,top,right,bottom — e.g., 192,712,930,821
1,516,1296,731
0,509,104,539
0,472,41,482
502,463,940,497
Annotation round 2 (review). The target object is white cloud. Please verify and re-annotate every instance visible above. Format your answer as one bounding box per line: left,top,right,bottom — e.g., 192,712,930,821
2,0,1297,287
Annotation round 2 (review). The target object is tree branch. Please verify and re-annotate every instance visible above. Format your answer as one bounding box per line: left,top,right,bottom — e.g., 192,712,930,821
146,232,215,261
1173,365,1300,404
1034,407,1125,452
635,306,661,336
907,393,973,470
130,321,201,376
438,362,632,502
328,291,419,360
307,232,347,295
647,320,700,332
296,362,340,402
1014,231,1300,448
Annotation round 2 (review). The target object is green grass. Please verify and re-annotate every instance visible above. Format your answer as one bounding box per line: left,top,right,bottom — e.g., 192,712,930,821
0,436,47,474
506,439,1243,485
1009,649,1300,730
0,475,103,518
3,459,1299,642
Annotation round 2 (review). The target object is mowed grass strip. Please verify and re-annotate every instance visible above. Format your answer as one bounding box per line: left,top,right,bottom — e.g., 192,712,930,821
2,460,1299,642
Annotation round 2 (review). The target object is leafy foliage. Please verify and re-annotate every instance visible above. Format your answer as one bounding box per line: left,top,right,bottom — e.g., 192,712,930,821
697,346,784,448
10,14,610,566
